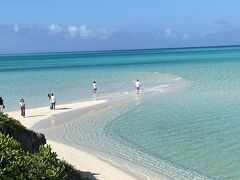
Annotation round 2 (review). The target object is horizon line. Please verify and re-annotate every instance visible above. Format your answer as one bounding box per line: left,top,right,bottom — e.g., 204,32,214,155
1,44,240,56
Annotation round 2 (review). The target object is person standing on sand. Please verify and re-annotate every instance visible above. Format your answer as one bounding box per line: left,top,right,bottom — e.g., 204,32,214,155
50,93,56,110
135,80,141,94
0,97,5,112
93,81,97,94
48,93,51,100
19,99,26,118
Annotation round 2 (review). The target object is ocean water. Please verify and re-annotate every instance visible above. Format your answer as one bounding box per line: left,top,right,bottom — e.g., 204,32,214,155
1,47,240,179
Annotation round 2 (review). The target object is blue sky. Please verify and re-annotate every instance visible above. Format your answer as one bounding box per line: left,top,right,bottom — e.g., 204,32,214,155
0,0,240,53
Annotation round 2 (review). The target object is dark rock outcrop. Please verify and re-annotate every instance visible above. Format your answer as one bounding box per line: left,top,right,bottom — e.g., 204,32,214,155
10,129,46,153
0,113,46,153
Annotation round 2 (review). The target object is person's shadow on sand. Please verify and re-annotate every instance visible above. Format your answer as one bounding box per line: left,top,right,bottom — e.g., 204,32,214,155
54,107,72,110
25,115,45,118
79,171,99,180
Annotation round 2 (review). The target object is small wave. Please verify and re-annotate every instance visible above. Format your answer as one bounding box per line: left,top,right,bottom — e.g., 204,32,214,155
173,77,182,81
142,84,170,94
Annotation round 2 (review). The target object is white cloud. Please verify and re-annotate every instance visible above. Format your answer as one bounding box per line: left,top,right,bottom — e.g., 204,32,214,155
156,29,195,40
67,25,93,38
13,24,20,32
182,33,191,40
97,28,115,39
2,23,115,40
213,19,229,25
78,25,94,38
49,24,63,33
166,28,178,39
200,30,215,38
68,26,78,37
166,28,172,36
157,28,178,39
213,19,234,29
66,25,115,39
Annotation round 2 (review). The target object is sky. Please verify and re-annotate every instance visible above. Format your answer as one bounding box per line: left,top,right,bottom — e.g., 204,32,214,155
0,0,240,53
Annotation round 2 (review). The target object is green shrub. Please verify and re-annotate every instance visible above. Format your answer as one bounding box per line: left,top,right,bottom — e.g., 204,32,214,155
0,113,25,132
0,113,85,180
0,134,83,179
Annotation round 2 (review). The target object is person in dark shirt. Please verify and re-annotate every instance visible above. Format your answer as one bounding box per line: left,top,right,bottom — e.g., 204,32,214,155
0,97,4,112
20,99,26,118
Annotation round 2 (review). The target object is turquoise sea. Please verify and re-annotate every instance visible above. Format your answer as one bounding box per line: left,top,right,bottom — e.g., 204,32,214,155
1,46,240,179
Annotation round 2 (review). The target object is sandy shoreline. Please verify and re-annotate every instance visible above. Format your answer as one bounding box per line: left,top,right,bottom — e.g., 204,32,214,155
7,99,137,180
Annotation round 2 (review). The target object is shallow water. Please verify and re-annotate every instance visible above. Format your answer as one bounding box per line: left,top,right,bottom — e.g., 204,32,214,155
2,46,240,179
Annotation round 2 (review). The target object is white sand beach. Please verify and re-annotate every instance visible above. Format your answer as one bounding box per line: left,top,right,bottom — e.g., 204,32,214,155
7,100,137,180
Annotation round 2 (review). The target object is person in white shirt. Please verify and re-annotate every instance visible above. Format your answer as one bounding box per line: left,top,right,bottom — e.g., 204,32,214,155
93,81,97,94
19,99,26,118
135,80,141,94
50,93,56,110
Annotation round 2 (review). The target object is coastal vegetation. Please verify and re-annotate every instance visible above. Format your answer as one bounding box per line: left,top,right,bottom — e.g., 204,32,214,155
0,113,85,180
